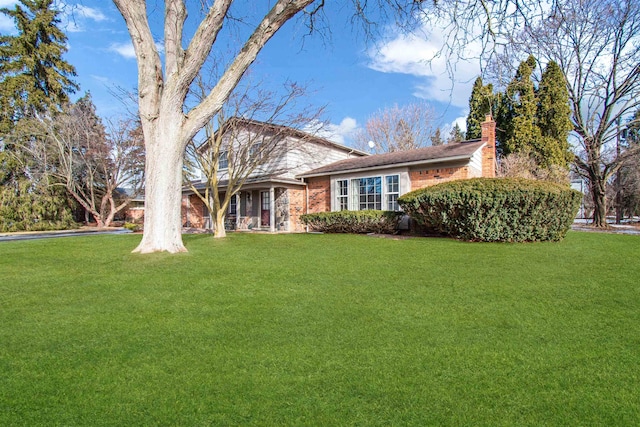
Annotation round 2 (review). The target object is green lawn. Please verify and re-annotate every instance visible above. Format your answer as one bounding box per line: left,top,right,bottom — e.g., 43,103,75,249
1,232,639,426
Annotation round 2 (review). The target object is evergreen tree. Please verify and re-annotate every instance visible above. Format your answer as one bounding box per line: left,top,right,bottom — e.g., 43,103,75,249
430,128,445,146
536,60,573,167
466,77,494,139
0,0,77,133
0,0,78,231
502,55,540,156
447,123,465,144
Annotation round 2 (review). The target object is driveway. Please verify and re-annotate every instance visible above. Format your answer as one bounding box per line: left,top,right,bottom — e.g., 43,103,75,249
0,228,132,242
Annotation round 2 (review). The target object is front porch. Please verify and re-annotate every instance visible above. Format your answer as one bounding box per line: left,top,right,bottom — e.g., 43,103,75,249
182,178,307,233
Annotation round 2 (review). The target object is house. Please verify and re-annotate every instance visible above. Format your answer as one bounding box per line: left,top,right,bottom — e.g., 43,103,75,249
181,118,368,232
181,115,496,232
298,117,496,214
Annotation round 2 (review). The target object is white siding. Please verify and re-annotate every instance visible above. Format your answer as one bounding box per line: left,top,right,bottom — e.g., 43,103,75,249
468,147,484,177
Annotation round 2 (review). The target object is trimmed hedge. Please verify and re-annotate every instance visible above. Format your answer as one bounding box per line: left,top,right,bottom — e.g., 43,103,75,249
300,210,403,234
398,178,582,242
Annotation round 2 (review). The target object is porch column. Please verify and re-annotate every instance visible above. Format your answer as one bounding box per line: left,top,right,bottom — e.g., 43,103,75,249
269,186,275,232
236,191,241,230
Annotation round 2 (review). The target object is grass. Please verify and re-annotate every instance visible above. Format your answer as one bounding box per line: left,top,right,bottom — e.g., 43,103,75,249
1,231,639,426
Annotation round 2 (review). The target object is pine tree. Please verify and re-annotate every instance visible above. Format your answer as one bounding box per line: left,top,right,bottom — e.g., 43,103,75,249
0,0,78,231
0,0,77,133
466,77,494,139
447,123,465,144
502,55,541,156
535,60,573,167
430,128,445,146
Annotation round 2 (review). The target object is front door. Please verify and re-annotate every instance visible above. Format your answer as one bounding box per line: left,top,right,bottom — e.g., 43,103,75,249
260,191,270,227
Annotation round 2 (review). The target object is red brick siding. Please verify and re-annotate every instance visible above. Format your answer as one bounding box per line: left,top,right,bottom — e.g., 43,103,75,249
409,166,470,191
181,194,206,228
288,188,307,232
307,177,331,213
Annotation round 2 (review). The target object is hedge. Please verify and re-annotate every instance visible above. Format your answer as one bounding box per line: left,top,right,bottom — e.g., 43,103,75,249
300,210,403,234
398,178,582,242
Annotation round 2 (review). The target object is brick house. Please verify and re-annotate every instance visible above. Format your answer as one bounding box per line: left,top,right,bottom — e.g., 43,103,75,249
181,116,496,232
298,116,496,215
181,118,367,232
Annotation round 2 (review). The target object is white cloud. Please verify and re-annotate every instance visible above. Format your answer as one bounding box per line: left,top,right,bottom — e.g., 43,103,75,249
61,3,108,32
368,26,482,108
0,1,17,33
109,41,136,59
305,117,359,146
109,40,164,60
75,5,106,22
0,14,15,33
322,117,359,145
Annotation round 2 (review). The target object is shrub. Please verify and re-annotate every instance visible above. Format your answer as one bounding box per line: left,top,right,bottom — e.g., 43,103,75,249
123,222,141,232
300,210,403,234
398,178,582,242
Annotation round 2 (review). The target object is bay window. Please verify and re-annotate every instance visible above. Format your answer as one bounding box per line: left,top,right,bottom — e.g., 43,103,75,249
335,174,400,211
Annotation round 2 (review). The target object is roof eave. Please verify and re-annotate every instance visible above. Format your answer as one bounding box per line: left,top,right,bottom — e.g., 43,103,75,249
297,152,478,179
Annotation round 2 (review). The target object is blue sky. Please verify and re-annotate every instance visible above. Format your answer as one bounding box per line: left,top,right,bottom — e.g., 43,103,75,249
0,0,482,146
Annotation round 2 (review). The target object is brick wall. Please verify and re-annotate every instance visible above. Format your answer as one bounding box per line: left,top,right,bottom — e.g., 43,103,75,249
181,194,206,228
288,188,307,232
307,176,331,213
409,166,470,191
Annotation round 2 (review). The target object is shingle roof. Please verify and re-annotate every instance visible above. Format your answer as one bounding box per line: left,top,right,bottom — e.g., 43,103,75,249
298,139,485,177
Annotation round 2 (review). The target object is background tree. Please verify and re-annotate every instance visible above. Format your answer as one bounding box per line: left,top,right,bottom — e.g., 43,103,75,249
0,0,78,231
0,0,77,133
514,0,640,227
466,77,494,139
500,55,540,157
617,109,640,218
186,78,321,238
430,128,445,146
15,95,145,227
447,123,464,144
353,102,436,153
535,60,573,168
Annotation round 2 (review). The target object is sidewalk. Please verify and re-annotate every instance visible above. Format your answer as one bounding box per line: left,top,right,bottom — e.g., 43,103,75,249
0,227,131,242
571,221,640,235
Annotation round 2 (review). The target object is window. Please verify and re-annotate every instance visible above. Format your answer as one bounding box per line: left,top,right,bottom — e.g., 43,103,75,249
337,180,348,211
218,150,228,169
228,194,237,216
335,174,400,212
355,177,382,210
386,175,399,211
249,143,262,160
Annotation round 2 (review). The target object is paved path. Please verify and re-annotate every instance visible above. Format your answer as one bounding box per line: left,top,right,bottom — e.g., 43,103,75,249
0,228,131,242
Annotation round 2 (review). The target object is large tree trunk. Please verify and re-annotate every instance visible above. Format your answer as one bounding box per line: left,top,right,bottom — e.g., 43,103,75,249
213,209,227,238
590,176,608,228
133,125,187,253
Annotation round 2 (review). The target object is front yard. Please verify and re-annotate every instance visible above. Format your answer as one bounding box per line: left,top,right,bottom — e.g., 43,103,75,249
1,232,639,425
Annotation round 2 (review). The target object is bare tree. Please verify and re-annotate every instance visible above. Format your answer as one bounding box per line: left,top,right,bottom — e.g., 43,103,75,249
353,102,436,153
491,0,640,227
186,79,322,238
19,98,144,227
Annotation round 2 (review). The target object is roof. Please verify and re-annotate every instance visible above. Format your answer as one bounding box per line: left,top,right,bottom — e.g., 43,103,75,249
185,174,305,193
298,139,485,178
199,117,368,157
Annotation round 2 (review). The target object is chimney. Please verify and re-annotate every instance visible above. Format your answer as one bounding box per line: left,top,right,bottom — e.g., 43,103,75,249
480,115,496,178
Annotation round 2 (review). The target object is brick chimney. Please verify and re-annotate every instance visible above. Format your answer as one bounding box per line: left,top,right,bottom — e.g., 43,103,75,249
480,115,496,178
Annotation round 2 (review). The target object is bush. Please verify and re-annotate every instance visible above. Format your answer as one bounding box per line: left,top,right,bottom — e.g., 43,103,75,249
123,222,141,232
398,178,582,242
300,210,403,234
